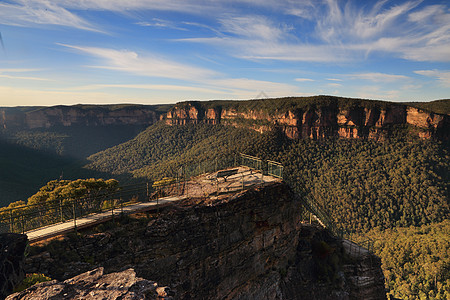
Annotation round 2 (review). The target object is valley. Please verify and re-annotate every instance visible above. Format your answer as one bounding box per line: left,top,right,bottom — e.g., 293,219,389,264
0,96,449,299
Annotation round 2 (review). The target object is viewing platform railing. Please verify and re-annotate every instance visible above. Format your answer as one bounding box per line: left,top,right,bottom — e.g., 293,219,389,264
0,154,283,235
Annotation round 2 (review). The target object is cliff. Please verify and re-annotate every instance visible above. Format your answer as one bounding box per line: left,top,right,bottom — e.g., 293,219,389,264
164,98,449,140
0,234,27,299
0,105,160,129
23,182,386,299
1,97,448,140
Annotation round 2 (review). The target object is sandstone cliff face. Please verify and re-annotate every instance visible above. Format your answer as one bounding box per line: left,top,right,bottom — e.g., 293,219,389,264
164,102,448,140
26,183,301,299
24,183,386,300
0,233,27,299
0,106,159,129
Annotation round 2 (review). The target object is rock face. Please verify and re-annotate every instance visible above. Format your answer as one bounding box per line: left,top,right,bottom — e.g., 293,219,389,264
24,183,386,299
281,225,386,300
6,267,173,300
0,105,159,129
164,101,449,140
26,183,302,299
0,233,27,299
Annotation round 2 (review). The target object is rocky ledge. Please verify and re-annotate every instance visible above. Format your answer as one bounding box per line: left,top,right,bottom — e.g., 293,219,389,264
6,267,173,300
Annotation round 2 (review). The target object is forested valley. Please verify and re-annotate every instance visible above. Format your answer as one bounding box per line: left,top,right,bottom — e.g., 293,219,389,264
1,98,448,299
86,122,449,299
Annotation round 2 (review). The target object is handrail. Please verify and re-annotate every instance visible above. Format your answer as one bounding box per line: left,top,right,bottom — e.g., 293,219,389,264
0,155,282,235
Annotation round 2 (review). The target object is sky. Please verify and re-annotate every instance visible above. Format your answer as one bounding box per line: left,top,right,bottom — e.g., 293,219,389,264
0,0,449,107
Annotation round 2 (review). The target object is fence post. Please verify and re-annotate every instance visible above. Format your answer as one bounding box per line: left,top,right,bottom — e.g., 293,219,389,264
9,210,13,233
241,173,244,190
21,214,25,234
60,199,63,222
146,182,149,201
73,200,77,233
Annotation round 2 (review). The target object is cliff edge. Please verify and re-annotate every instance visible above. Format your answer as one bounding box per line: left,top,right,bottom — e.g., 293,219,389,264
22,182,386,299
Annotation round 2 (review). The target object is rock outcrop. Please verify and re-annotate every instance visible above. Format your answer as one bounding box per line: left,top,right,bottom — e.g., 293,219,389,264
6,267,173,300
281,225,386,300
0,105,159,129
0,233,27,299
24,182,386,299
164,101,449,140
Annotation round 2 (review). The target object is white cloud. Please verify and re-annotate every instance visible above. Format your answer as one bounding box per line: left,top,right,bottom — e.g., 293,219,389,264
355,85,402,101
327,83,342,88
219,16,289,41
349,72,409,82
414,70,450,87
206,78,300,98
295,78,314,82
136,19,187,31
0,68,49,81
0,74,49,81
0,0,99,31
58,44,219,81
74,84,223,95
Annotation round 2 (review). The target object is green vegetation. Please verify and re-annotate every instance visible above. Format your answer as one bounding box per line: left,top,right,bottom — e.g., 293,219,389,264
0,141,104,207
1,97,448,297
13,273,52,292
87,121,448,297
1,178,119,212
263,129,449,232
87,122,267,179
1,125,149,159
175,95,397,115
354,220,450,300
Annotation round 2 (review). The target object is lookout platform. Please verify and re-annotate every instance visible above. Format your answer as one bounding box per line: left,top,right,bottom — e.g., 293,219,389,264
26,166,281,243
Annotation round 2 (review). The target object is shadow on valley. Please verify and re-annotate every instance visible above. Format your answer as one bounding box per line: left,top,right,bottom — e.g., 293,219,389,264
0,140,135,207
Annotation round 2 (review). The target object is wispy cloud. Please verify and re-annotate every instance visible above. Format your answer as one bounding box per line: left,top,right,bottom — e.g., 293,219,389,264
57,43,301,99
415,70,450,87
178,0,450,63
0,0,100,32
136,19,187,31
58,44,218,81
295,78,314,82
206,78,300,98
74,84,223,95
349,72,409,82
0,74,49,81
0,68,49,81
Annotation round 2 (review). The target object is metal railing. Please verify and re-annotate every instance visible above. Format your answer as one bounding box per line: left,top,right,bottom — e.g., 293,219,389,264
0,154,284,235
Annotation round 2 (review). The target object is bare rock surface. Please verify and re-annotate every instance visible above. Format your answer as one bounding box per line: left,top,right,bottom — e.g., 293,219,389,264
6,267,173,300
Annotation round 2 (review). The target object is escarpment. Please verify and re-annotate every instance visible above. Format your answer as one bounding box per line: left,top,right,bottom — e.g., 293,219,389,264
164,98,449,140
1,97,448,140
23,182,386,300
0,105,159,129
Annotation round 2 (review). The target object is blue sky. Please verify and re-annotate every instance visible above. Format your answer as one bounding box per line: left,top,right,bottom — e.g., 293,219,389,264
0,0,449,106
